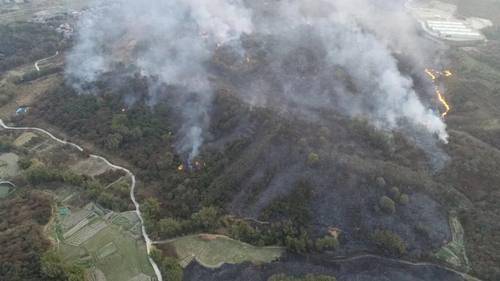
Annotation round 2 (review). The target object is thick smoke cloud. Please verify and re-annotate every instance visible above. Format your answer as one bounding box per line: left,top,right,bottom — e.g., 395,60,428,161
67,0,253,161
66,0,449,161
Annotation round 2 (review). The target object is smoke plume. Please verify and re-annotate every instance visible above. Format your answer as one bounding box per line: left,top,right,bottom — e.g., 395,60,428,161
66,0,449,161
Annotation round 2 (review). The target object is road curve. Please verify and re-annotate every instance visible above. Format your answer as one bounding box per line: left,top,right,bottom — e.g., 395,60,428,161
0,119,163,281
327,254,481,281
34,51,59,72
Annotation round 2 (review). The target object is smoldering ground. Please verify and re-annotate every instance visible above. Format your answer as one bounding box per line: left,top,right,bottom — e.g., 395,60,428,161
66,0,449,165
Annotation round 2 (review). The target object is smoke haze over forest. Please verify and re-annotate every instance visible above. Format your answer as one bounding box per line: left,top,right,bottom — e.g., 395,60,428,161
66,0,449,161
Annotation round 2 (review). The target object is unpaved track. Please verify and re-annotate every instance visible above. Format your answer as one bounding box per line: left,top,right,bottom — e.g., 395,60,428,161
34,51,59,72
0,119,163,281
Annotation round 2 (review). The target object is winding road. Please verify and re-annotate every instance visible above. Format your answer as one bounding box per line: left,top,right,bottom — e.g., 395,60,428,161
0,119,163,281
326,254,481,281
34,51,59,72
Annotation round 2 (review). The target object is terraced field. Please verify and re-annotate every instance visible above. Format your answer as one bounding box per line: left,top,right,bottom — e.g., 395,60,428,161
59,223,155,281
435,214,470,271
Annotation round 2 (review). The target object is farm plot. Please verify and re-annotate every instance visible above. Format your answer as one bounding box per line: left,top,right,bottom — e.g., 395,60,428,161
57,203,153,281
435,215,470,271
111,211,140,231
167,234,283,268
59,223,154,281
0,152,19,178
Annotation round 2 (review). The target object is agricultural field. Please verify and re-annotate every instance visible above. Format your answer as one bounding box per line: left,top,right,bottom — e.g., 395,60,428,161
0,152,19,178
435,214,469,271
165,234,283,268
56,208,155,281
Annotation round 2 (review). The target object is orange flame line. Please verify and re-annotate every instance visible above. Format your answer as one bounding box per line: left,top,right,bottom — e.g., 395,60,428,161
425,68,451,118
436,88,451,118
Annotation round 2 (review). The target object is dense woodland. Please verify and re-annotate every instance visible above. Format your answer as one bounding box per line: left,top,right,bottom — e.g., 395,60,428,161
21,72,428,259
0,22,64,73
0,190,83,281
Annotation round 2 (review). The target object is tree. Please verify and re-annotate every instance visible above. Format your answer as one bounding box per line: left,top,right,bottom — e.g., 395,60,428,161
372,229,406,256
285,234,308,253
191,206,220,231
315,236,339,252
161,256,183,281
41,251,84,281
105,133,123,150
285,236,303,253
389,186,401,200
376,177,386,188
158,218,182,238
111,114,129,134
41,251,66,280
150,250,183,281
399,194,410,205
307,152,320,166
142,198,161,220
18,157,32,170
25,165,56,184
379,196,396,214
229,220,257,243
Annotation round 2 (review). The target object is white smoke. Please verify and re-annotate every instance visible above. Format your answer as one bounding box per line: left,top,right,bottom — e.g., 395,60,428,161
66,0,253,161
66,0,449,161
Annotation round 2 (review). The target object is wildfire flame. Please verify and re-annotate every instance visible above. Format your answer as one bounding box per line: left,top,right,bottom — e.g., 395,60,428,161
424,68,452,118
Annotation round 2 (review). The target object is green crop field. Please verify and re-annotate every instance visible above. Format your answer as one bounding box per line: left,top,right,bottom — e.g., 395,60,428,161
59,223,154,281
167,234,284,268
435,215,470,271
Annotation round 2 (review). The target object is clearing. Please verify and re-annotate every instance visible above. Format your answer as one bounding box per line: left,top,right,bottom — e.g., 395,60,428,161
165,234,283,268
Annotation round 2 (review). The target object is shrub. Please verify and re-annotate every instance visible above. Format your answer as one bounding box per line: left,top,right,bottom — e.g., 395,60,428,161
158,218,183,238
315,236,339,251
389,186,401,200
191,206,220,232
399,194,410,205
307,152,320,166
376,177,386,188
379,196,396,214
18,157,33,170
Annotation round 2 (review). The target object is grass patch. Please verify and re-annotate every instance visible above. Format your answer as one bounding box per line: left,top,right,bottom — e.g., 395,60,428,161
13,132,38,147
0,183,12,198
167,234,283,268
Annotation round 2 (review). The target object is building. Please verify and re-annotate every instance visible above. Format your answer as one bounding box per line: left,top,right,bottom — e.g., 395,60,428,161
425,20,484,41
